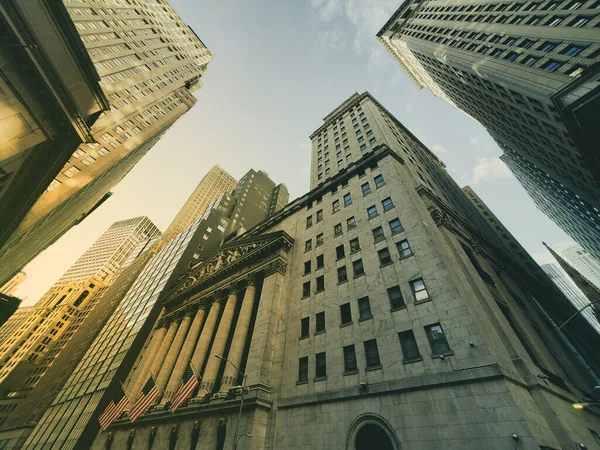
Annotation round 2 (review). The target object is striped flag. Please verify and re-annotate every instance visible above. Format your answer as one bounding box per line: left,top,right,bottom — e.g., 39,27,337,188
99,395,129,431
128,377,160,423
170,362,199,413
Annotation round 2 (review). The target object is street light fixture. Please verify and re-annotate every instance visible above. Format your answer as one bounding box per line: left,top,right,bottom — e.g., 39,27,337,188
215,354,248,450
558,300,600,329
572,402,600,410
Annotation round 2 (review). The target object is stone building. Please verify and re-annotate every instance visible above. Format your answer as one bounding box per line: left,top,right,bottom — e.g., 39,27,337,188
378,0,600,259
73,94,600,449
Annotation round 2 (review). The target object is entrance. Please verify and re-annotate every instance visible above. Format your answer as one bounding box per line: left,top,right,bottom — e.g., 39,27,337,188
355,423,394,450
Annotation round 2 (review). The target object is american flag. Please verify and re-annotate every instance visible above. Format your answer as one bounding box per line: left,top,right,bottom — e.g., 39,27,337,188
98,395,129,431
128,377,160,423
170,363,199,413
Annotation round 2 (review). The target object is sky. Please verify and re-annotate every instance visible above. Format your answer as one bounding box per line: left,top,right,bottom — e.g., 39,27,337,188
15,0,575,305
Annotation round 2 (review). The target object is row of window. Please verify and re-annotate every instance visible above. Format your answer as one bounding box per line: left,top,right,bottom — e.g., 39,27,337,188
297,322,451,382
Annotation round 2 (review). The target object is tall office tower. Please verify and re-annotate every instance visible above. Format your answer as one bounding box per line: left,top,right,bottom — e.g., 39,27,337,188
541,263,600,331
0,0,213,288
0,217,160,393
71,93,599,450
378,0,600,259
163,165,238,241
562,245,600,287
0,296,21,330
0,273,26,297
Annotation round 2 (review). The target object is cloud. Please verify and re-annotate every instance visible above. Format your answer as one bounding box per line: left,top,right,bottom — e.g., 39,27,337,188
318,29,346,50
430,144,448,155
468,136,482,146
472,157,511,185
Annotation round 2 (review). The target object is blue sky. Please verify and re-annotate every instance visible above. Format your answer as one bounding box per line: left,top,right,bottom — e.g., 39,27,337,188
15,0,574,304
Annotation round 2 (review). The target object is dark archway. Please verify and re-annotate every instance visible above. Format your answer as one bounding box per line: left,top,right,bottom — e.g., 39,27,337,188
355,424,394,450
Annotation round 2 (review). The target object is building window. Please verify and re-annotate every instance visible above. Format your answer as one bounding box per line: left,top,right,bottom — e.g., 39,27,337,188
304,260,311,275
338,266,348,283
343,193,352,207
377,248,391,266
367,205,378,219
504,51,518,61
522,56,540,67
316,275,325,292
305,240,312,252
358,297,372,320
360,143,367,151
347,238,359,254
538,41,558,52
542,61,563,72
302,281,310,298
62,166,81,178
316,233,324,247
410,278,430,302
382,197,394,211
316,312,325,333
372,226,385,243
364,339,381,368
569,15,590,27
315,352,327,379
334,223,343,237
374,174,385,188
398,330,421,361
336,244,345,260
316,254,324,269
519,39,536,49
347,216,357,229
300,317,309,339
352,259,365,277
343,345,358,372
387,286,405,310
425,323,451,355
562,43,586,56
316,209,323,223
361,183,371,196
298,357,308,382
340,303,352,325
332,200,340,213
397,239,413,258
306,216,313,229
389,218,403,234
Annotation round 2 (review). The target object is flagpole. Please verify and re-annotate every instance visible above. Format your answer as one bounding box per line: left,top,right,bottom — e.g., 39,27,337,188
120,381,134,403
150,370,167,399
188,359,202,382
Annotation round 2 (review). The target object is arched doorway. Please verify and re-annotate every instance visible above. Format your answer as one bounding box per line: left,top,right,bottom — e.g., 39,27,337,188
355,423,394,450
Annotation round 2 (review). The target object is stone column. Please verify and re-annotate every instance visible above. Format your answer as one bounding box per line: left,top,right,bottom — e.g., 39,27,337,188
219,279,258,393
156,312,193,399
196,289,239,397
128,319,168,397
164,307,207,395
189,299,223,382
147,319,180,388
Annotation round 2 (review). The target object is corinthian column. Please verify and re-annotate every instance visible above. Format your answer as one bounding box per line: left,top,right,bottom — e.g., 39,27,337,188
165,307,207,396
129,319,168,398
156,312,193,399
196,289,239,397
219,279,258,393
189,299,223,383
147,319,179,389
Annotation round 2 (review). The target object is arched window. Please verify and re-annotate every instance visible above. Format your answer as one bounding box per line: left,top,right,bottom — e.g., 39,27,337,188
346,414,400,450
73,290,89,307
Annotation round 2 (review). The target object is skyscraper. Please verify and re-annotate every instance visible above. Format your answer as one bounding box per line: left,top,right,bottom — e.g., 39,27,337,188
66,93,599,450
0,0,213,288
163,165,238,241
0,273,26,297
378,0,600,259
561,245,600,288
0,217,160,391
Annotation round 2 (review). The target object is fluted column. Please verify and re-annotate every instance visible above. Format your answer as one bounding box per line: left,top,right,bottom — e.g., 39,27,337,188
145,319,179,391
129,319,168,398
189,299,223,385
156,312,193,399
164,307,207,396
196,289,239,397
219,280,258,393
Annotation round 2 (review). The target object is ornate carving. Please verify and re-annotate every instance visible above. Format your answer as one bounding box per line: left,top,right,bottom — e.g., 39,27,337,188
429,207,450,228
184,305,198,317
155,318,169,330
265,260,287,277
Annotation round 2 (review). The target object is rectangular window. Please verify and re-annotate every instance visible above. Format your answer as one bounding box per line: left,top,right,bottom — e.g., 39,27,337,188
538,41,557,52
315,352,327,378
316,311,325,333
304,260,311,275
367,205,378,219
349,238,360,253
338,266,348,283
382,197,394,211
542,61,563,72
399,330,421,361
389,218,403,234
358,297,372,320
316,233,324,246
378,248,392,266
343,193,352,206
364,339,381,368
343,345,358,372
569,15,590,27
562,44,586,56
425,323,451,355
411,278,430,301
347,216,357,229
298,356,308,382
306,216,313,229
397,239,413,258
387,286,405,310
300,317,309,338
316,275,325,292
340,303,352,325
361,183,371,195
332,200,340,213
316,254,324,269
336,244,345,260
302,281,311,298
353,259,365,277
316,210,323,223
522,56,540,67
519,39,536,49
305,240,312,252
334,223,343,237
372,226,385,243
374,174,385,188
